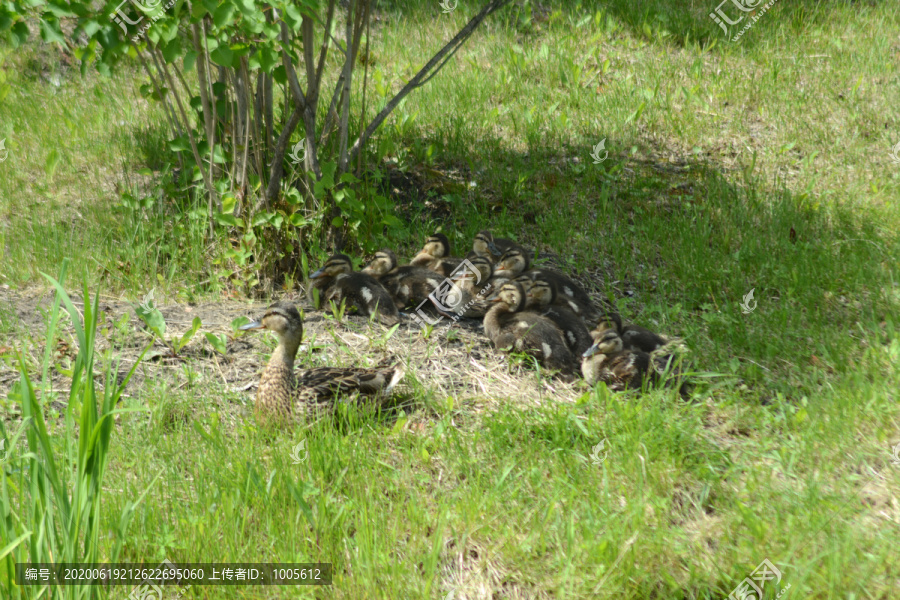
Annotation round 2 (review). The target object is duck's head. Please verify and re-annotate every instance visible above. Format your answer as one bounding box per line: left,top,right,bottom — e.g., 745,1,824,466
413,232,451,261
472,230,502,258
492,248,530,278
310,253,354,279
491,281,527,312
361,249,398,277
592,312,622,337
240,301,304,346
453,256,492,285
526,277,556,308
583,329,623,357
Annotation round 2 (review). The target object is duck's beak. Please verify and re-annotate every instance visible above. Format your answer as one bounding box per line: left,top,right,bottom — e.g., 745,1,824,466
309,268,326,279
239,319,265,331
582,342,601,358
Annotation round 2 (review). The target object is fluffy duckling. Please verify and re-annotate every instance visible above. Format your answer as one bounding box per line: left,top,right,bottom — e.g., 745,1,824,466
484,281,577,375
410,233,464,277
472,230,520,263
240,302,404,420
362,249,444,309
581,329,656,391
582,329,688,394
526,278,593,356
620,324,668,354
436,255,495,319
494,248,606,325
309,254,400,326
588,315,668,354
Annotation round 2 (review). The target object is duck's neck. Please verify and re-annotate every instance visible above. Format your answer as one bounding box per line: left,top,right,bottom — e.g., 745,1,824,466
258,335,300,406
483,302,511,339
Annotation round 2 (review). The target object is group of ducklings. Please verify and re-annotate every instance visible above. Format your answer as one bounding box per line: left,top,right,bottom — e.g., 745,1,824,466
241,230,687,420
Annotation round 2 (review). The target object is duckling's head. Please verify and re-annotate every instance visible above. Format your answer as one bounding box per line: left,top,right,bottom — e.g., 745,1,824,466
527,277,556,308
453,256,492,284
583,330,623,357
491,281,527,312
240,302,304,347
511,273,534,293
361,249,397,277
417,233,451,259
592,312,622,337
310,253,354,279
492,248,530,278
472,230,500,257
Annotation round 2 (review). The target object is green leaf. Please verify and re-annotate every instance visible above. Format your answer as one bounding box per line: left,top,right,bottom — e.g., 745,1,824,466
221,194,237,215
135,304,166,339
176,317,202,352
213,2,235,28
313,161,337,197
161,36,182,63
215,213,240,227
204,332,228,355
210,45,235,67
40,20,66,44
331,216,343,228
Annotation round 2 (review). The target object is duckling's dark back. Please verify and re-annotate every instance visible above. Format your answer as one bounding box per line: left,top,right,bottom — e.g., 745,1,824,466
329,272,400,325
492,312,578,374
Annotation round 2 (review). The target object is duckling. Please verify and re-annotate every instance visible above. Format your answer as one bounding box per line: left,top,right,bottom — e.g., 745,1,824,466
361,249,444,309
484,281,577,375
582,329,687,394
491,247,531,279
309,254,400,326
526,277,593,356
620,324,668,353
493,248,607,326
410,233,464,277
435,255,496,319
240,302,404,420
588,315,667,354
472,230,520,263
581,329,656,391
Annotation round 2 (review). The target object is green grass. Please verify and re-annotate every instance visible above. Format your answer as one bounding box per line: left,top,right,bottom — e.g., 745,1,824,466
2,0,900,598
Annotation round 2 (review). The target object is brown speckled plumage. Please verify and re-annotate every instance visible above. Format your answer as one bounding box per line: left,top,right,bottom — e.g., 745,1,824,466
409,233,464,277
362,249,444,308
241,302,404,421
309,254,400,326
582,329,687,395
483,281,577,375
